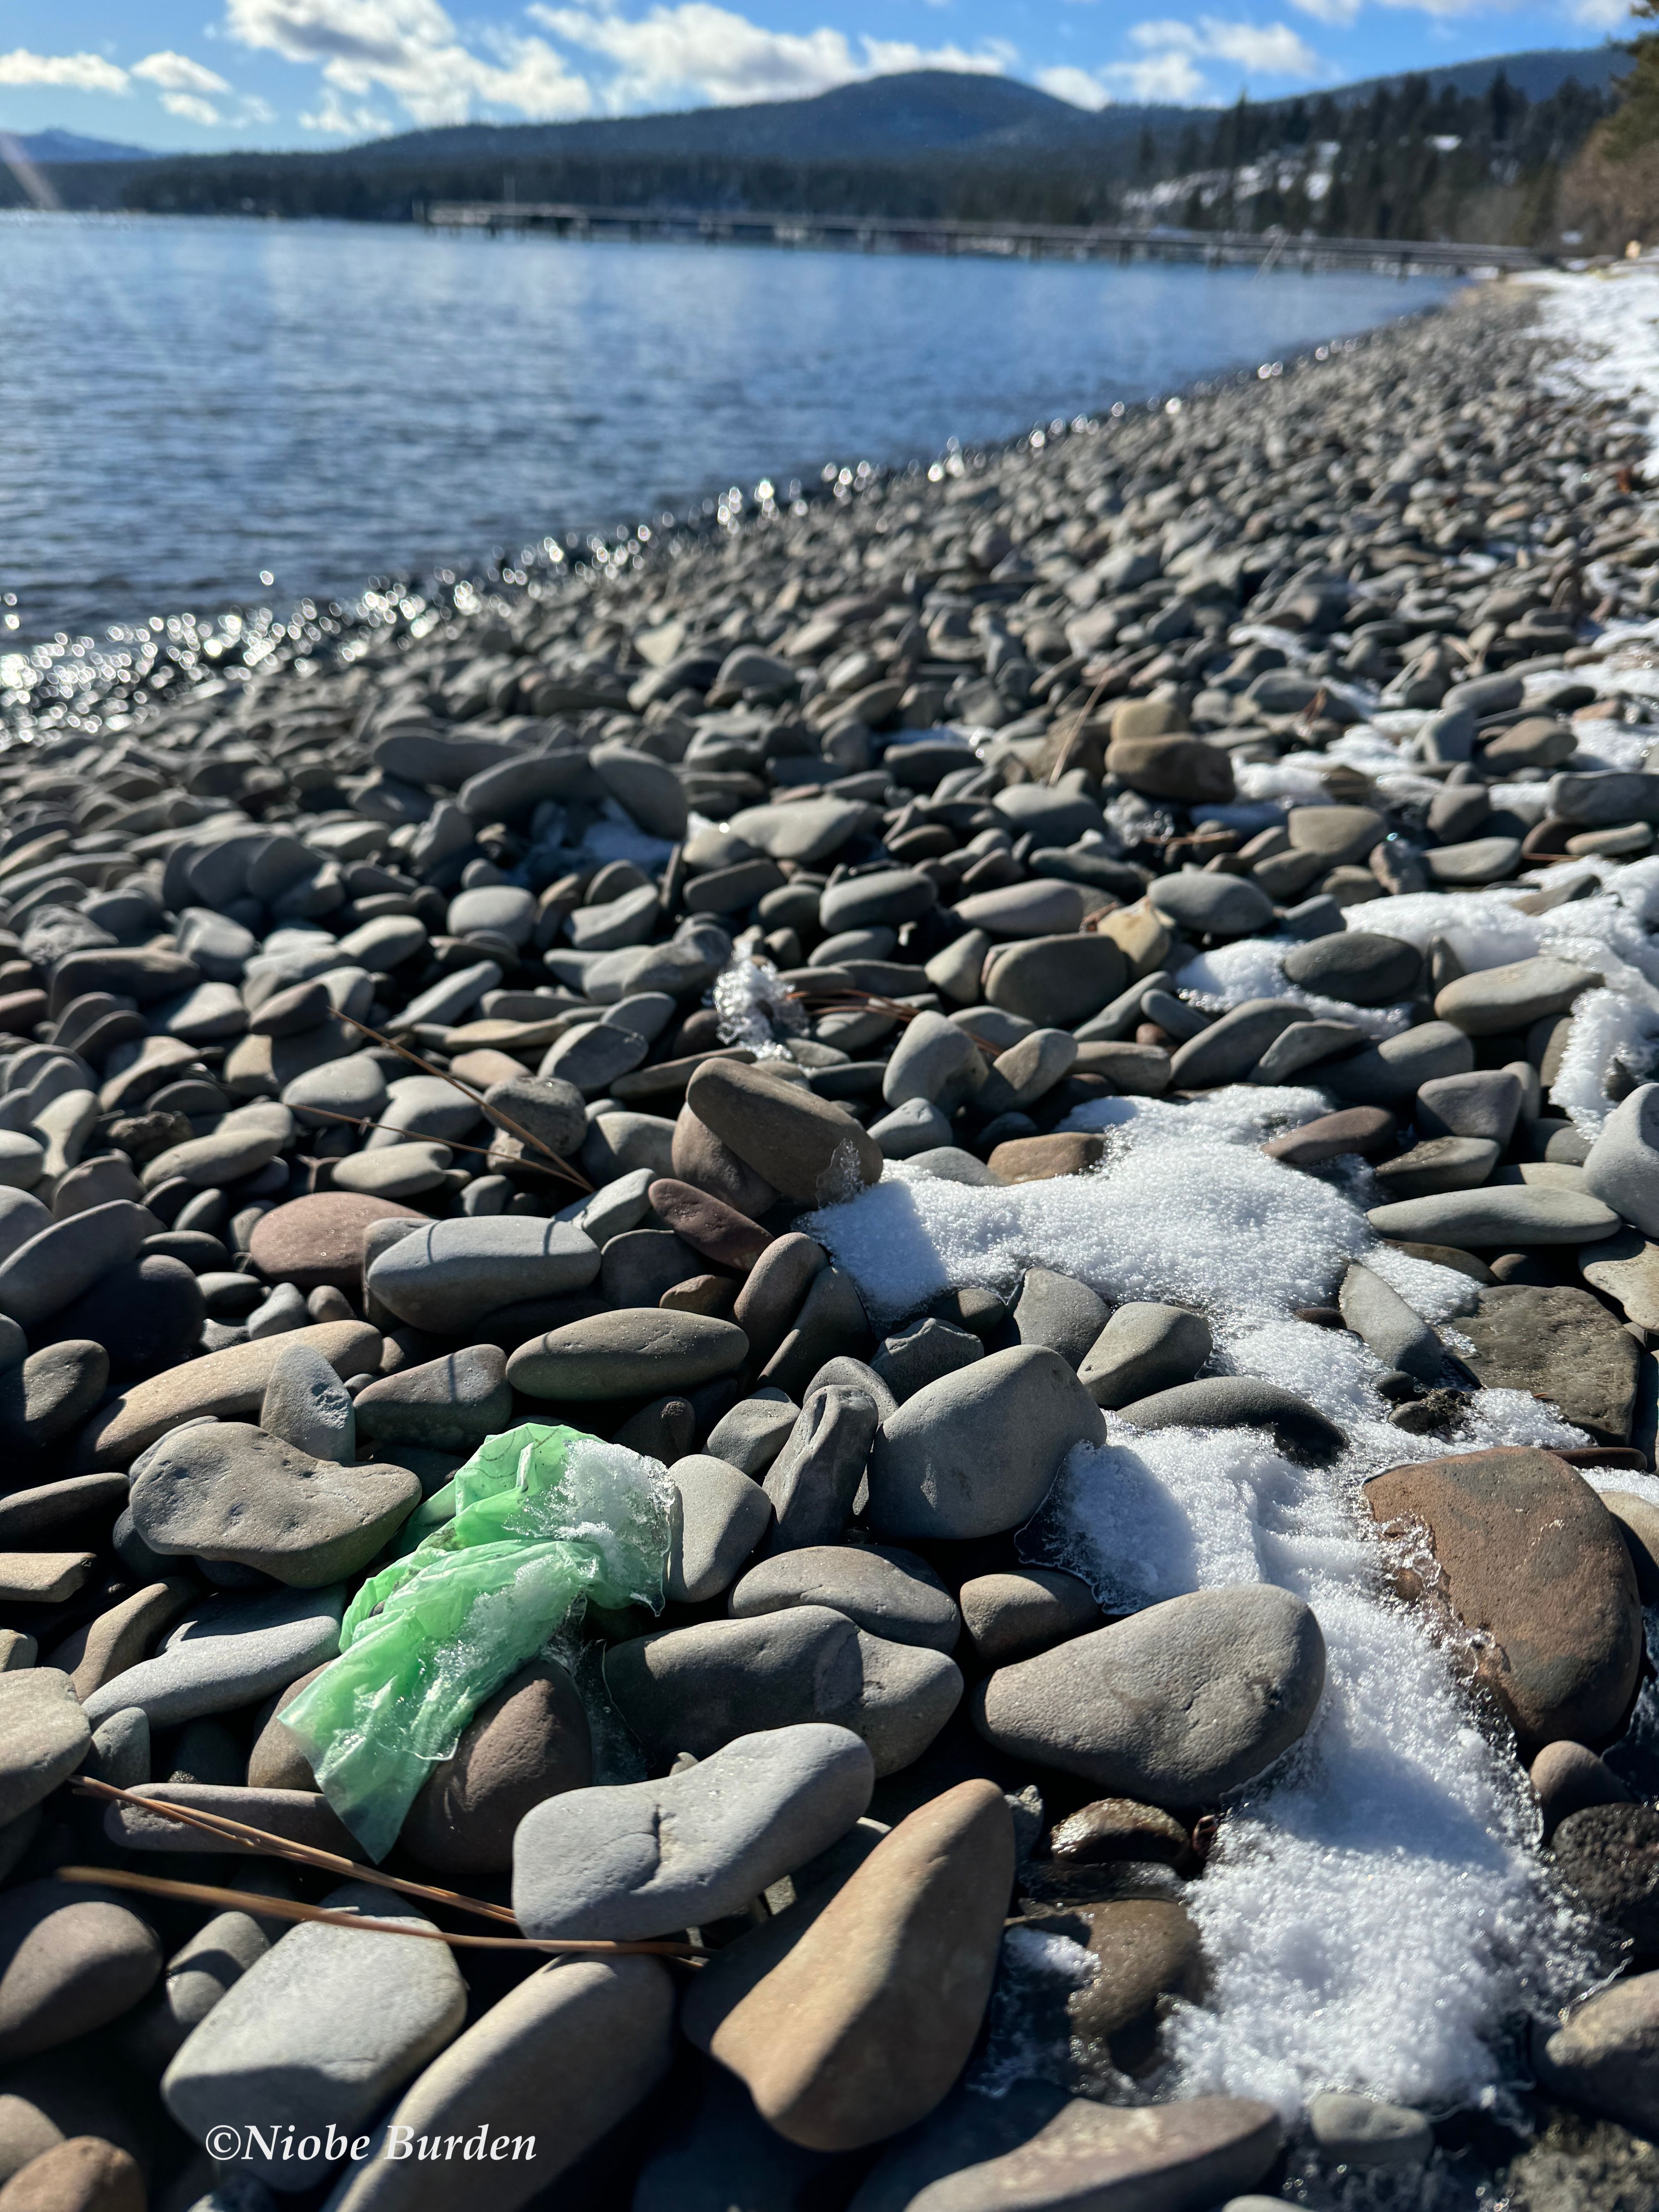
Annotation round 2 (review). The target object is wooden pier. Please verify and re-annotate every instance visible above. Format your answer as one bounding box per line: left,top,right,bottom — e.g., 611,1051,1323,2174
421,200,1545,277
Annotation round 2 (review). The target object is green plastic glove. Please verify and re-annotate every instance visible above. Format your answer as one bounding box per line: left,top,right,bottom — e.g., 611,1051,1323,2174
280,1422,672,1862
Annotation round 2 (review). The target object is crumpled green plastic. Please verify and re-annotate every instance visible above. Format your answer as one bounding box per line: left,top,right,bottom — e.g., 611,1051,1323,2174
280,1421,672,1862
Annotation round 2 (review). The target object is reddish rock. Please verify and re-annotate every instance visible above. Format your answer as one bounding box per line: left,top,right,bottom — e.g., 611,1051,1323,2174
248,1192,424,1294
646,1179,771,1273
1365,1447,1642,1750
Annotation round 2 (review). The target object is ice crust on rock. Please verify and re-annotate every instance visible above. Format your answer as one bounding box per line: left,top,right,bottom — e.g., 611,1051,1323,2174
814,1091,1598,2117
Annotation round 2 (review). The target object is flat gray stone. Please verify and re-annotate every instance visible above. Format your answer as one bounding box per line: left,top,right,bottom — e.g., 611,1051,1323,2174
959,1570,1101,1666
1114,1376,1345,1462
668,1455,774,1603
365,1075,480,1151
513,1724,874,1940
161,1883,467,2192
129,1424,420,1585
80,1585,344,1727
1281,931,1421,1007
729,1545,960,1652
1307,2092,1433,2169
1372,1135,1500,1199
0,1881,161,2064
1458,1284,1643,1445
1170,1000,1303,1090
0,1201,152,1327
1367,1186,1622,1247
1338,1264,1443,1384
507,1309,748,1399
1149,873,1275,938
604,1607,961,1776
871,1317,983,1403
974,1584,1325,1800
1416,1070,1525,1147
365,1217,599,1334
763,1385,878,1550
1435,955,1600,1037
1078,1303,1212,1409
1322,1020,1474,1105
866,1345,1106,1542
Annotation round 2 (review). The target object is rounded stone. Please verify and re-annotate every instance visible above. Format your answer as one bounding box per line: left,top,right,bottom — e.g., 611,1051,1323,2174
248,1192,425,1294
1280,930,1421,1006
513,1723,873,1942
401,1659,592,1875
728,1545,961,1652
0,1886,161,2063
686,1060,881,1207
866,1345,1107,1542
365,1217,601,1334
1148,873,1275,939
973,1584,1326,1803
507,1309,748,1399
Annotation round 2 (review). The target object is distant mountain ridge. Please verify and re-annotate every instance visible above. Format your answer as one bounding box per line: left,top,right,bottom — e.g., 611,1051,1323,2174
1332,44,1625,107
1,127,152,163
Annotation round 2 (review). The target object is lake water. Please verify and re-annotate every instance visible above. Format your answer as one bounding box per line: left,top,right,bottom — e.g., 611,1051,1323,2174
0,213,1455,647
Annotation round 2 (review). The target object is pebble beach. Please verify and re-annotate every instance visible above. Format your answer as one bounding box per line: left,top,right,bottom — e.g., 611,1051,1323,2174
3,270,1659,2212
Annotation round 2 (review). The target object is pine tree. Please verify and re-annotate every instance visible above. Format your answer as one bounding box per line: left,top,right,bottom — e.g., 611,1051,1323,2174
1608,2,1659,159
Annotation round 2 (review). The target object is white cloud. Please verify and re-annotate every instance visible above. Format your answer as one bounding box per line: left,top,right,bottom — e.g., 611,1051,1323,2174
0,49,131,94
1129,16,1324,74
1035,63,1112,109
226,0,594,124
1100,49,1212,100
1571,0,1632,22
160,91,223,123
525,2,1011,112
134,51,232,94
1287,0,1361,22
300,88,395,130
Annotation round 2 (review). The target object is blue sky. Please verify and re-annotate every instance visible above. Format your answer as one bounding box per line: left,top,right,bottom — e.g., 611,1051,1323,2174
0,0,1633,152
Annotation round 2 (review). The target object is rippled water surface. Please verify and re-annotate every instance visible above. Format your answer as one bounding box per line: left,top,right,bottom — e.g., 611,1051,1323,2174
0,212,1455,644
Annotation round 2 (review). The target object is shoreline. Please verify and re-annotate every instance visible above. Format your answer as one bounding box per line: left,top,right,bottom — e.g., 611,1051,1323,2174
3,271,1659,2205
0,249,1456,698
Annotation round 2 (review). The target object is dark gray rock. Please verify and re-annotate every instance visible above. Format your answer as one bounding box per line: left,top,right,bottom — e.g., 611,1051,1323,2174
1012,1270,1111,1372
763,1385,878,1551
729,1545,960,1652
603,1607,961,1776
1114,1376,1345,1462
866,1346,1107,1542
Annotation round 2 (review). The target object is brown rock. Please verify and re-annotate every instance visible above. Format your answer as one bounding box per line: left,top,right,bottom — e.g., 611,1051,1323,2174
682,1779,1014,2150
0,2137,144,2212
958,1570,1101,1664
988,1134,1107,1185
1534,1970,1659,2136
686,1061,881,1207
1603,1489,1659,1602
247,1665,326,1791
858,2093,1280,2212
1048,1797,1194,1871
1457,1285,1642,1445
732,1235,829,1366
400,1659,592,1874
0,1888,160,2064
1550,1804,1659,1952
248,1191,425,1294
1105,735,1235,806
1530,1741,1631,1842
645,1179,771,1273
671,1104,779,1222
1364,1448,1642,1749
1262,1107,1395,1166
100,1784,363,1859
1060,1897,1203,2054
